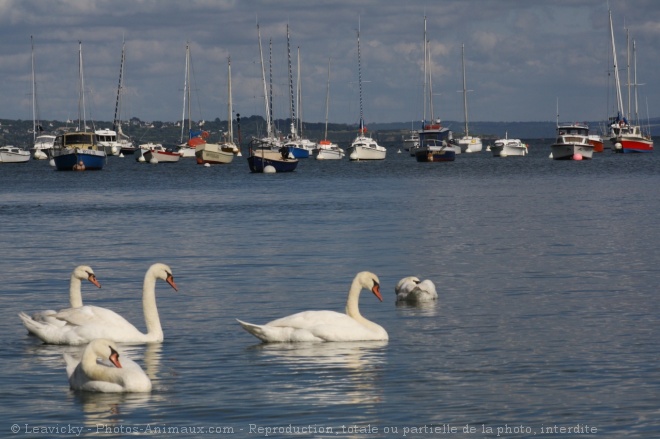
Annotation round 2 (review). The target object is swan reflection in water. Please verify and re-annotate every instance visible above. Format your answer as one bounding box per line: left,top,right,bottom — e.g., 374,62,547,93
248,340,388,406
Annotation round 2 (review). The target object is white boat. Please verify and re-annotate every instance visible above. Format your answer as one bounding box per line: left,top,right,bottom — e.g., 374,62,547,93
141,143,180,164
402,130,419,154
453,44,482,153
315,58,344,161
0,145,30,163
491,133,527,157
29,37,54,160
94,128,120,156
196,57,237,165
346,24,386,161
31,134,56,160
316,141,344,160
550,123,593,160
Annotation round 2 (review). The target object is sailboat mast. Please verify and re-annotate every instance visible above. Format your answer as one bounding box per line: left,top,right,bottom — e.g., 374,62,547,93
324,58,331,140
227,57,233,142
608,10,624,119
357,20,364,133
78,42,86,131
633,39,639,124
423,15,427,125
180,43,189,143
257,24,271,137
461,44,469,136
113,39,125,133
428,46,434,121
31,36,37,144
626,28,631,120
297,46,302,137
269,38,274,137
286,25,296,138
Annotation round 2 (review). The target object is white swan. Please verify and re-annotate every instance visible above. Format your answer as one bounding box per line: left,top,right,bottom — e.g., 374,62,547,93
395,276,437,302
237,271,388,342
64,338,152,392
18,263,177,345
28,265,102,328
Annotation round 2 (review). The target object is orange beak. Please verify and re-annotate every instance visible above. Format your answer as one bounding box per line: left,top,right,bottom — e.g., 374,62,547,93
372,283,383,302
166,274,178,292
87,273,101,289
109,348,122,368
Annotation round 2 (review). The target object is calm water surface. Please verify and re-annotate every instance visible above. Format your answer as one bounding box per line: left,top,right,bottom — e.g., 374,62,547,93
1,141,658,438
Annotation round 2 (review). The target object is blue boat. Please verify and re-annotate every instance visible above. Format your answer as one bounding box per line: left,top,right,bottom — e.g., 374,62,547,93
52,43,106,171
247,140,298,173
52,132,107,171
415,121,456,162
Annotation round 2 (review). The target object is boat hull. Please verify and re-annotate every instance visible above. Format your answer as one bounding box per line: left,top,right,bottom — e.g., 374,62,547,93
550,143,594,160
588,136,604,153
288,147,311,159
53,149,106,170
491,144,527,157
415,147,456,162
195,144,235,164
454,136,483,153
248,154,298,173
316,147,345,160
612,136,654,153
0,150,30,163
143,149,181,163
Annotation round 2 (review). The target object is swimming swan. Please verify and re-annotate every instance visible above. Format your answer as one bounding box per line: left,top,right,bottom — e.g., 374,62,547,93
237,271,388,342
28,265,101,328
18,263,177,345
64,338,152,392
395,276,437,302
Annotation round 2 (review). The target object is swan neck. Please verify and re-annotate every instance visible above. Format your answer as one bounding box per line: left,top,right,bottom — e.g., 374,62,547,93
82,348,117,382
69,275,83,308
345,278,364,321
142,271,162,340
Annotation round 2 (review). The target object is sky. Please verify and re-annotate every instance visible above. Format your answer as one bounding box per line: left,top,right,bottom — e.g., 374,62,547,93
1,0,659,126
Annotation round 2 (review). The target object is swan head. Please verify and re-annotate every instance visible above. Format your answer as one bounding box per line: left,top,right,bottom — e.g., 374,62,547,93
357,271,383,302
148,263,178,291
74,265,101,288
395,276,420,294
87,339,122,368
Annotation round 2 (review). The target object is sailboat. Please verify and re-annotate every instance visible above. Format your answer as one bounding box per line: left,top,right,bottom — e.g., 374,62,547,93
247,24,298,173
452,44,482,153
95,40,134,157
415,16,455,163
282,36,316,159
177,43,199,158
52,42,106,171
607,10,653,153
195,57,237,165
29,36,55,160
346,20,386,161
316,58,344,160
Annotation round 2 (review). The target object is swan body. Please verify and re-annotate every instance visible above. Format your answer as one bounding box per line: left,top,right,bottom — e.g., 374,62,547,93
238,271,388,342
64,339,152,392
28,265,101,328
19,263,177,345
395,276,437,302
